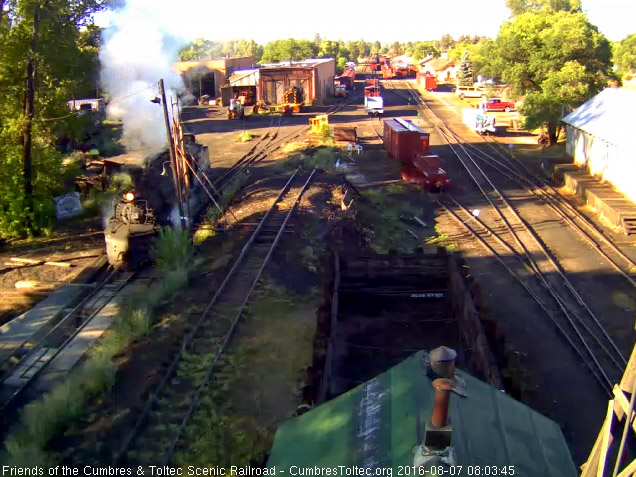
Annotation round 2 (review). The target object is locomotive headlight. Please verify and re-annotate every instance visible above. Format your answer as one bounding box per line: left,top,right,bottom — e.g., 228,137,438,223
124,191,135,202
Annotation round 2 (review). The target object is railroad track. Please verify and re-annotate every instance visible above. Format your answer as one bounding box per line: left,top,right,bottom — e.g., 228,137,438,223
475,135,636,288
394,80,627,392
0,267,137,420
369,114,383,139
114,167,316,466
397,81,636,289
211,93,363,195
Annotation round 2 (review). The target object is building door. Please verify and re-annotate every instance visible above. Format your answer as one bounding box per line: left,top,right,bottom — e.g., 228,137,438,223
275,80,285,104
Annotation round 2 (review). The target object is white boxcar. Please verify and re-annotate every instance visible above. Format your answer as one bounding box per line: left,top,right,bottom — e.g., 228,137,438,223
365,96,384,115
462,108,496,134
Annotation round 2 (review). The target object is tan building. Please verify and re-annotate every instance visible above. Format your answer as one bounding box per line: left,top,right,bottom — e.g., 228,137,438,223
257,58,335,106
422,57,457,83
173,56,254,99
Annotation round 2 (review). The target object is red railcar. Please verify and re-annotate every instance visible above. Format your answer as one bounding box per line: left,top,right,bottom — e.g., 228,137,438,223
417,72,437,91
334,68,355,90
413,154,451,190
383,118,430,166
364,79,381,97
381,64,394,79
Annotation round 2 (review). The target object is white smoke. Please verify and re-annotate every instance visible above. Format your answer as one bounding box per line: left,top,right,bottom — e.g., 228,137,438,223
100,5,186,152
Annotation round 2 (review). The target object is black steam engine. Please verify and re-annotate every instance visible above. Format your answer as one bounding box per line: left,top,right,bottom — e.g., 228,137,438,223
104,136,210,267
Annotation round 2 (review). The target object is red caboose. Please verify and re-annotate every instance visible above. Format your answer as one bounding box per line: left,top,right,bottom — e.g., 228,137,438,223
383,118,430,166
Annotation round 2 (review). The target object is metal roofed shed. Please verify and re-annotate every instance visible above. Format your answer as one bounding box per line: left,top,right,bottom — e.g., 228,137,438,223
267,350,577,476
257,58,335,106
562,88,636,203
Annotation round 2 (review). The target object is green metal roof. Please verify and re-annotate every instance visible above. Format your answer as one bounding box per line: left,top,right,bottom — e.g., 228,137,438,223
267,351,577,476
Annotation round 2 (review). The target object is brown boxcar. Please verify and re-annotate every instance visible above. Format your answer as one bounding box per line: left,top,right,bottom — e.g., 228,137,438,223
334,68,355,90
383,118,431,166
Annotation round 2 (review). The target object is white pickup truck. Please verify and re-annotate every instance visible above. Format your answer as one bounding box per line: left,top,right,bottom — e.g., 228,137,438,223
365,96,384,115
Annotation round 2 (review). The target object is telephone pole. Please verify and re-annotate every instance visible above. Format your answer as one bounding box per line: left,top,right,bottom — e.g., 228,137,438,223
158,79,186,230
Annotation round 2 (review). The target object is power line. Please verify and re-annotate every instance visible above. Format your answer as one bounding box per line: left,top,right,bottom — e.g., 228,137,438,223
39,85,155,122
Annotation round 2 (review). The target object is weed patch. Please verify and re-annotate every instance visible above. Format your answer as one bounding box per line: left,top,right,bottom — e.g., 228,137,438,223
2,230,195,464
303,148,335,170
174,280,317,468
237,131,255,142
385,184,405,194
360,186,419,253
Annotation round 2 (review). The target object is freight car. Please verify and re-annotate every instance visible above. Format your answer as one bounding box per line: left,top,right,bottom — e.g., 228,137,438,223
413,153,451,191
104,137,210,267
364,79,383,115
383,117,430,165
417,72,437,92
334,68,356,90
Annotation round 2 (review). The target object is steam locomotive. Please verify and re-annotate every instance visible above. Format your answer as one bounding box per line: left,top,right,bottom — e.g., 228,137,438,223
104,135,210,267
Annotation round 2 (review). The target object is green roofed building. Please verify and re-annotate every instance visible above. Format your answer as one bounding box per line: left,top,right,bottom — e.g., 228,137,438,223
267,351,577,476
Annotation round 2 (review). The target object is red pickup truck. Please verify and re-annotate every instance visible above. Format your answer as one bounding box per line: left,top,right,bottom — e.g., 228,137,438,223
483,98,515,112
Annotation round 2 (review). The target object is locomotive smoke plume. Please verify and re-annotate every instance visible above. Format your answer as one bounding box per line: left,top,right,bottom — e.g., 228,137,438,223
100,4,186,152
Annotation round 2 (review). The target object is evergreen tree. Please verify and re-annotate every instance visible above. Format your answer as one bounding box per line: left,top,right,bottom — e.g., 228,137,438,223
457,50,474,86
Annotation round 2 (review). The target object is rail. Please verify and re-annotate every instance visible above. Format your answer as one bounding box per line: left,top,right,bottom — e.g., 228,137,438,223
114,167,317,465
0,268,136,416
213,92,364,194
393,79,626,392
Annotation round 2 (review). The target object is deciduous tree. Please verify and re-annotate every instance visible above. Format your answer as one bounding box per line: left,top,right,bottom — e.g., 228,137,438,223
0,0,114,236
613,34,636,76
483,11,613,144
506,0,581,15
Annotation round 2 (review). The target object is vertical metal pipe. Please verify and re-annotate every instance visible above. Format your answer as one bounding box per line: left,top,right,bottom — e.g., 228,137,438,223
158,79,186,230
431,378,454,428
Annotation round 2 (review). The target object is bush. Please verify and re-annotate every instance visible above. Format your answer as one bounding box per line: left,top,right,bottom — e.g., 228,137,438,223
3,248,192,463
0,142,63,238
151,228,194,273
237,131,255,142
108,172,133,193
385,184,405,194
304,148,335,170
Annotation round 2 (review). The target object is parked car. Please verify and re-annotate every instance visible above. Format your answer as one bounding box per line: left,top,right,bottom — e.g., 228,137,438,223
483,98,515,112
455,85,487,99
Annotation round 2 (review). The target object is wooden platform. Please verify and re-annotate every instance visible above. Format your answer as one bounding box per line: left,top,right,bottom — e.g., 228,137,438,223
555,164,636,235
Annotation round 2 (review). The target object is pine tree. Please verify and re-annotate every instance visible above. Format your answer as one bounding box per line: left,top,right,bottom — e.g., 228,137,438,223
457,50,474,86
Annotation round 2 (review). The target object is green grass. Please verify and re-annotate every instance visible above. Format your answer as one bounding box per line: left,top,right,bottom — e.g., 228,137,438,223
385,184,405,194
2,230,195,464
426,232,457,251
360,187,417,254
151,228,193,273
174,280,317,468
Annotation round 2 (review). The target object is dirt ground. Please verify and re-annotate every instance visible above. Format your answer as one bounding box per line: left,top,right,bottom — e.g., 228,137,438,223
414,84,636,464
14,78,636,467
0,218,105,326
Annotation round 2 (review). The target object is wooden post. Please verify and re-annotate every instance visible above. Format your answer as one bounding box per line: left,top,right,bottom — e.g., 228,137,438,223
158,79,186,230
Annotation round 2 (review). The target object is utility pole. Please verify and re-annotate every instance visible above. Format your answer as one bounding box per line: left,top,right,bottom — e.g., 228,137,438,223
158,79,186,230
22,6,41,232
